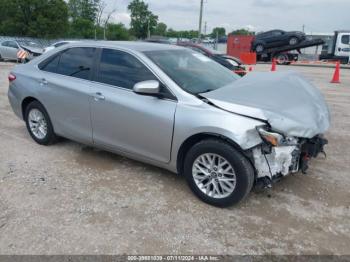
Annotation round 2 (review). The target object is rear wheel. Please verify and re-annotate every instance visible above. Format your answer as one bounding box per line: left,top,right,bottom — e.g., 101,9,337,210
289,37,299,45
184,139,254,207
25,101,57,145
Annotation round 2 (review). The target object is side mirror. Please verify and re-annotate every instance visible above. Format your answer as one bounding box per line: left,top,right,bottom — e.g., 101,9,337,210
133,80,160,96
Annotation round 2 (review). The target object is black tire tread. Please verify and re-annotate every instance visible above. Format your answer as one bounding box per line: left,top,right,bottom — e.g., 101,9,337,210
184,138,254,207
24,100,58,145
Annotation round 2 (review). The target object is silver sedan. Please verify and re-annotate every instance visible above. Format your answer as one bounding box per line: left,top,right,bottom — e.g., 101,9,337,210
7,41,330,207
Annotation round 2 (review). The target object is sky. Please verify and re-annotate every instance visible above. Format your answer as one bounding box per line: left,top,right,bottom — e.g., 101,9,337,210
104,0,350,34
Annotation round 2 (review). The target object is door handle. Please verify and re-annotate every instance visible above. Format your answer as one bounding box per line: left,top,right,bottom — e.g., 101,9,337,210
39,78,48,86
93,92,105,101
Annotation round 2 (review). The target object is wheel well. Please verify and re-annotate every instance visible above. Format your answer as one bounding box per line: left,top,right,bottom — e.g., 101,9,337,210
21,97,38,119
176,133,246,175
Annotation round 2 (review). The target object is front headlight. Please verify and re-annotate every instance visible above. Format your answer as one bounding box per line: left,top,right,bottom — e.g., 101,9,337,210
257,127,284,147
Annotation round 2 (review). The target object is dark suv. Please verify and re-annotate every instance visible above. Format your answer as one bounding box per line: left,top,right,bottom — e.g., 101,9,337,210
252,29,306,53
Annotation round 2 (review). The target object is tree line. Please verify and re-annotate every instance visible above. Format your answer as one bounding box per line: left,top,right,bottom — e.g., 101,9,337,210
0,0,254,40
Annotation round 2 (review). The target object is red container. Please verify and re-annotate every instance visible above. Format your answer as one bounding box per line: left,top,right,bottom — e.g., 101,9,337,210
227,35,256,65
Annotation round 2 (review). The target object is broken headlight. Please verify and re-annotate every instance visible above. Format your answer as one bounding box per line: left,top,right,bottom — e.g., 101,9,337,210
257,127,284,147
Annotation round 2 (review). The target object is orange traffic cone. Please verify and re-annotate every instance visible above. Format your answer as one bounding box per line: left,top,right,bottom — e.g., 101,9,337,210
271,59,277,71
331,61,341,83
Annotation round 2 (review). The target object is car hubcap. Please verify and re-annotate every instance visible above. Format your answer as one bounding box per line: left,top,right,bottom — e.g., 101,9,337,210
28,109,47,139
290,38,297,45
192,153,236,199
256,45,263,52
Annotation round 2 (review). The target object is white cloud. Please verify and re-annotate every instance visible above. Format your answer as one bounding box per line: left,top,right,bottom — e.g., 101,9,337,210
103,0,350,33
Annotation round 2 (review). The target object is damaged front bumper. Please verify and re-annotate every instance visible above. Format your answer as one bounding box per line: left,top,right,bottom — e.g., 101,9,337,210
251,135,328,183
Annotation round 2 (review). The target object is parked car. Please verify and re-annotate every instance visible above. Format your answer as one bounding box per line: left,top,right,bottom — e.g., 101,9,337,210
43,41,78,53
177,42,246,76
0,40,43,61
252,29,306,53
8,42,330,207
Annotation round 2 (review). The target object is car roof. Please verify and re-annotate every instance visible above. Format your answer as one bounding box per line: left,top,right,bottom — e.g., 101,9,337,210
68,40,184,52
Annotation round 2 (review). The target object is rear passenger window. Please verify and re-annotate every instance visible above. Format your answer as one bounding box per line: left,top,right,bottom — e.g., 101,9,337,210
39,47,96,80
97,48,157,89
57,47,95,80
40,54,60,73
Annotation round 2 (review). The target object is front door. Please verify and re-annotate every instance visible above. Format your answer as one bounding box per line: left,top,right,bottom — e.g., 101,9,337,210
1,41,19,59
335,33,350,57
90,48,177,163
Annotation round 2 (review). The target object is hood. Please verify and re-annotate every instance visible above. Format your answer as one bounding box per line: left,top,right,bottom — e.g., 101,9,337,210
20,45,44,54
201,71,330,138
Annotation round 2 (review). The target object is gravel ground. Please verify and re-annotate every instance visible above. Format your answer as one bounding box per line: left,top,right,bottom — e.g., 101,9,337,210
0,61,349,255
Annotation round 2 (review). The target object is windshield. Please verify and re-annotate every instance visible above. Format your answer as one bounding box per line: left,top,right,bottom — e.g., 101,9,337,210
144,49,239,94
18,40,41,48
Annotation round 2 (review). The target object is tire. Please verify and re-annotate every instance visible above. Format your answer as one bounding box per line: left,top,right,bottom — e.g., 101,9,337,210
255,44,264,53
184,139,254,207
275,53,289,65
289,37,299,45
24,100,57,145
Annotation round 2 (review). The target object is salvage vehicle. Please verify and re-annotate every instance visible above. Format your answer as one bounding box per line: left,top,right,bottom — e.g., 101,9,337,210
177,42,246,76
7,42,330,207
0,40,43,61
252,29,306,53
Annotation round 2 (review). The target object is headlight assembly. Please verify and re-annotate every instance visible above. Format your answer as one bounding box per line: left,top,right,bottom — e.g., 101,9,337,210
257,127,284,147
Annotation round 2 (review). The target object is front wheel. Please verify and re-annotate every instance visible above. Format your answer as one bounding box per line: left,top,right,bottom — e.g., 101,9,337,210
184,139,255,207
25,101,57,145
255,44,264,53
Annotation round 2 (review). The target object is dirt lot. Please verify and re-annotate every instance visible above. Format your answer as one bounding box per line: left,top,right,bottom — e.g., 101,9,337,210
0,62,349,255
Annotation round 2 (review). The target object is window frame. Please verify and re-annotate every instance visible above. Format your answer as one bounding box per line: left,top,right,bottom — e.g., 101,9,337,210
38,47,98,81
93,48,177,101
2,41,18,49
341,35,350,45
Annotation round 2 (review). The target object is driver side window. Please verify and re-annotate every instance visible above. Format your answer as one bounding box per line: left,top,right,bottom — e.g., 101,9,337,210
97,48,157,90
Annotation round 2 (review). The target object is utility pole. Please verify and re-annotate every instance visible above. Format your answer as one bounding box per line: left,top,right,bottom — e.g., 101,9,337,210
302,24,305,33
198,0,204,43
147,20,151,39
204,21,207,36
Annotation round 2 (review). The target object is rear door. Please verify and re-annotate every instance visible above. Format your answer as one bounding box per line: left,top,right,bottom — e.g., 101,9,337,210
90,48,177,163
335,33,350,57
38,47,97,144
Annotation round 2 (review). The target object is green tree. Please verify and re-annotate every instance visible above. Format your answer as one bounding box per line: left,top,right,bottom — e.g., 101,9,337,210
105,23,130,40
0,0,68,38
68,0,100,38
231,28,255,35
211,27,226,38
127,0,158,39
154,22,167,36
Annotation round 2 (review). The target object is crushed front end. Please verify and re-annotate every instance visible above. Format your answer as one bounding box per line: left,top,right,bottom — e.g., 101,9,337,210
250,127,328,186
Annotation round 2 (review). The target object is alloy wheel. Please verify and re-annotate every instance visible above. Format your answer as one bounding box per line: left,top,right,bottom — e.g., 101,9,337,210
28,108,48,140
192,153,236,199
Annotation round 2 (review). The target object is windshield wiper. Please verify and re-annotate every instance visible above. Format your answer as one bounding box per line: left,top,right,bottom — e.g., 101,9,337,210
198,89,214,94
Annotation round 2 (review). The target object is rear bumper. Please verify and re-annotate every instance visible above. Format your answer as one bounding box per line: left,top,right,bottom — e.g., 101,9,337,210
8,84,23,119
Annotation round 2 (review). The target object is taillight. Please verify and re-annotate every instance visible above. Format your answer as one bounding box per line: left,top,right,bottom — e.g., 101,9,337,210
8,73,16,82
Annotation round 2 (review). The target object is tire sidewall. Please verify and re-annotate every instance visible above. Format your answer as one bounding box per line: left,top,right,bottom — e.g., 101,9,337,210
25,101,55,145
184,140,253,207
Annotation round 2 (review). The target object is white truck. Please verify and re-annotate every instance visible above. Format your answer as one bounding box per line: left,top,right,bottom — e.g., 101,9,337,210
320,30,350,64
